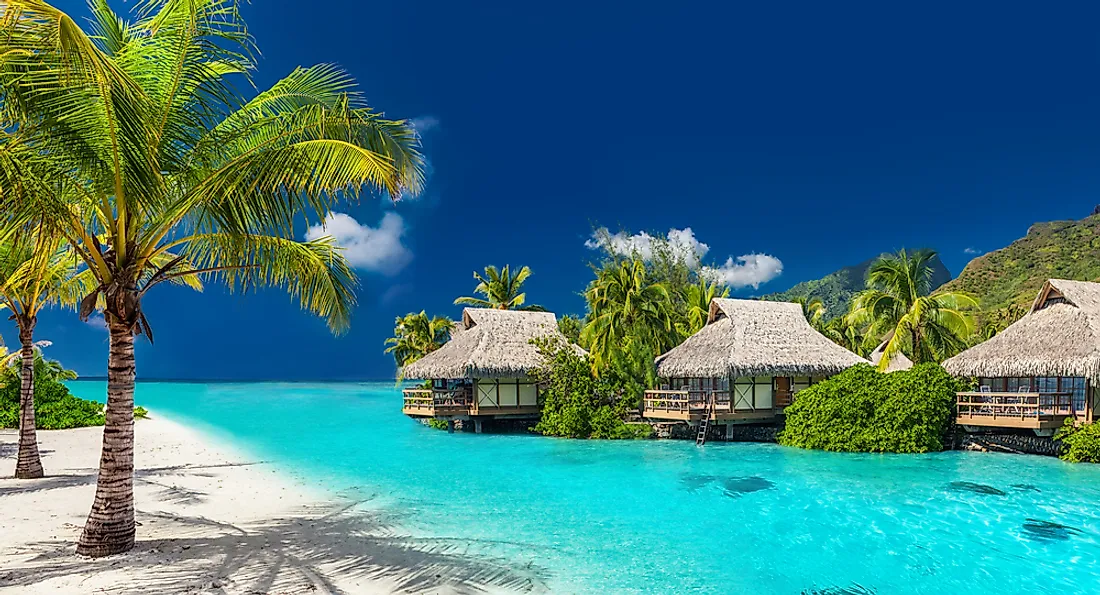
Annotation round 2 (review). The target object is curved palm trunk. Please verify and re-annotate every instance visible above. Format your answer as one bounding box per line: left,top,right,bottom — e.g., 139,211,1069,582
76,322,136,557
14,321,43,479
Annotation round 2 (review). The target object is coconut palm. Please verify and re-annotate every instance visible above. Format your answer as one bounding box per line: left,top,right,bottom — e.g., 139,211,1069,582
582,258,677,371
0,232,91,478
682,275,729,335
790,296,826,330
821,315,868,357
385,311,454,379
848,249,977,369
0,0,424,556
454,265,545,311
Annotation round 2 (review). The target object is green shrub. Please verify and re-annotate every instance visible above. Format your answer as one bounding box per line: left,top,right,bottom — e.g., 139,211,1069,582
778,363,965,453
426,418,449,431
1054,419,1100,463
0,377,148,430
532,338,649,439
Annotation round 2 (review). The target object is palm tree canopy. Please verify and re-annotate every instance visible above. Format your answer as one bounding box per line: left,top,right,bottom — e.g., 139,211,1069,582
683,276,729,335
848,249,977,368
0,230,92,323
790,295,826,330
581,258,677,371
0,0,426,335
385,311,455,371
454,265,545,311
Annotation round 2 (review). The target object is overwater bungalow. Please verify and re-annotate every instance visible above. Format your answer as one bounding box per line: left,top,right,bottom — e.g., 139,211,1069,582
944,278,1100,435
401,308,577,431
644,298,866,430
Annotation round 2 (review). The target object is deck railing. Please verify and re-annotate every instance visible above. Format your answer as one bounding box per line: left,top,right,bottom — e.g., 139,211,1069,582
643,389,733,414
956,391,1074,420
402,387,472,412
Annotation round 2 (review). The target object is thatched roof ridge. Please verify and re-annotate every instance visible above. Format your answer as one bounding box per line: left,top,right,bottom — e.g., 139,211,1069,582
654,298,866,378
944,279,1100,379
402,308,576,379
869,332,914,373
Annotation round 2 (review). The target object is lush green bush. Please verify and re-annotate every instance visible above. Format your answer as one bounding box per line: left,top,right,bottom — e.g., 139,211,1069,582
0,378,149,430
1054,419,1100,463
779,363,965,453
532,338,650,440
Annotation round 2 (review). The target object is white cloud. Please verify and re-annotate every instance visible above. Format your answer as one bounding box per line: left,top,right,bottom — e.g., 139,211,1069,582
585,227,710,267
83,315,107,332
410,116,440,133
963,247,981,255
701,254,784,289
305,212,412,275
585,227,783,289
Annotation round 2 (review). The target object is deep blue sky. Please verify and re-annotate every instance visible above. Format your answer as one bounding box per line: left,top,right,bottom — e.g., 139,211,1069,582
25,0,1100,380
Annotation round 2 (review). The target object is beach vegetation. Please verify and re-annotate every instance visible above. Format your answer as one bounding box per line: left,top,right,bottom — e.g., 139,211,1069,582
531,338,650,439
556,314,583,345
848,250,978,370
385,312,454,380
0,0,424,556
779,363,965,453
454,265,545,311
683,276,729,335
0,232,90,479
1054,420,1100,463
582,258,678,372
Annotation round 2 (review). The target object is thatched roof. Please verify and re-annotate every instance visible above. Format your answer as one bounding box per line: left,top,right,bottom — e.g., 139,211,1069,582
654,298,867,378
402,308,575,379
944,279,1100,379
870,332,914,373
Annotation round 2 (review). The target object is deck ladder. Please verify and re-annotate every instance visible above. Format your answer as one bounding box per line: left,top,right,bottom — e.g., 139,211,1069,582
695,396,715,446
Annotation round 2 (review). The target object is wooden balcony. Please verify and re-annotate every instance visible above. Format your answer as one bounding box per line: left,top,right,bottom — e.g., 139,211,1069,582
956,391,1075,431
642,389,778,423
402,388,472,417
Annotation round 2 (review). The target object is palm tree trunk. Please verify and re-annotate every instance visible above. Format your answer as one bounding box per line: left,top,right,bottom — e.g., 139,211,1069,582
14,320,43,479
76,321,136,557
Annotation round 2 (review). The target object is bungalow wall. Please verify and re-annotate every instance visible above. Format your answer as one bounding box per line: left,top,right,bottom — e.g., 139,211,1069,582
976,376,1095,422
664,375,823,410
474,377,540,409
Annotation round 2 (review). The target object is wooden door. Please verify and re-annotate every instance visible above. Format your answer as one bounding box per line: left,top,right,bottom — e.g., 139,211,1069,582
775,377,792,408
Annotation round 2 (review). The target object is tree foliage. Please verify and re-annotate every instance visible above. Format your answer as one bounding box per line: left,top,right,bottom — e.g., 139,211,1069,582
454,265,544,311
530,338,652,440
779,364,966,453
1055,419,1100,463
849,250,977,369
384,311,454,379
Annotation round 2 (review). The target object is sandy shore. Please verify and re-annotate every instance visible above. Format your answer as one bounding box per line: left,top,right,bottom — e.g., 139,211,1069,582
0,415,542,594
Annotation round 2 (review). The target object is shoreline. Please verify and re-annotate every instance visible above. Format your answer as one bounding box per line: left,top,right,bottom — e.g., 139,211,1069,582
0,411,542,594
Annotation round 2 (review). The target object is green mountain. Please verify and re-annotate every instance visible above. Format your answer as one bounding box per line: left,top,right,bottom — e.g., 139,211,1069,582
763,253,952,318
940,214,1100,312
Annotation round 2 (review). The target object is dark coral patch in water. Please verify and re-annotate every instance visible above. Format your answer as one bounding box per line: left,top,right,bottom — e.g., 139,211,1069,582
679,473,717,492
1021,519,1083,542
947,481,1006,496
722,476,775,498
1010,484,1041,493
802,584,876,595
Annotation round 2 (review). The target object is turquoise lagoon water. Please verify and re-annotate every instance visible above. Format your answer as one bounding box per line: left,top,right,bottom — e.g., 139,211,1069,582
67,380,1100,594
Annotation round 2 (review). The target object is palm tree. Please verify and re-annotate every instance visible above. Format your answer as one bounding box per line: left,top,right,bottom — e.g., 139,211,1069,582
385,311,454,379
0,1,424,556
790,296,826,330
682,275,729,335
0,232,90,478
848,250,977,369
454,265,545,311
582,259,677,371
821,315,868,357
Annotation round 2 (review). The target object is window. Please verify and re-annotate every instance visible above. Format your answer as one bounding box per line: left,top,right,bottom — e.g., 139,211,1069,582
1062,377,1086,412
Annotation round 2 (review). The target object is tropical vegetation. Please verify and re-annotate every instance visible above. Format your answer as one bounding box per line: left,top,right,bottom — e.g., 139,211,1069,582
1054,419,1100,463
779,364,967,454
454,265,544,311
0,231,89,478
385,311,454,380
0,0,423,556
848,249,977,370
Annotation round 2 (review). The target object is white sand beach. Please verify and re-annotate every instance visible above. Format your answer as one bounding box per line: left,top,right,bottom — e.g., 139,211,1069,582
0,416,539,594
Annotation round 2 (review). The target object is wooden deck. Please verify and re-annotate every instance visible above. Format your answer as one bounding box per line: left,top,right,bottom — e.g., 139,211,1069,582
956,391,1075,430
642,389,779,423
402,388,541,419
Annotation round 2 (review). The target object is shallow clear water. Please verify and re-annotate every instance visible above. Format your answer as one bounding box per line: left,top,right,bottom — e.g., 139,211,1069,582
68,380,1100,594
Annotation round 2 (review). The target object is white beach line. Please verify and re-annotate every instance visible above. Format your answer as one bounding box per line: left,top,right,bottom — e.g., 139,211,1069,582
0,411,545,594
